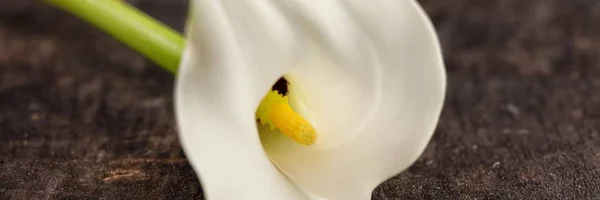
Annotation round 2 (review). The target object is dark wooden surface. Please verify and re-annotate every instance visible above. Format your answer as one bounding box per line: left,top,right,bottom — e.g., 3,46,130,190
1,0,600,199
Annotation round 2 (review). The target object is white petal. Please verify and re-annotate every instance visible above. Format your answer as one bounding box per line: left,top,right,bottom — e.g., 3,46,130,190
260,0,446,199
176,0,445,200
175,0,307,199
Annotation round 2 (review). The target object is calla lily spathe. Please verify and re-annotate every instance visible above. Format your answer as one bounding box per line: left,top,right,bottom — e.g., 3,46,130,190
175,0,446,200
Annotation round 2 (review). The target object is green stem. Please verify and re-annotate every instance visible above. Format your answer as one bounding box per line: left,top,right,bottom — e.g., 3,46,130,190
43,0,184,73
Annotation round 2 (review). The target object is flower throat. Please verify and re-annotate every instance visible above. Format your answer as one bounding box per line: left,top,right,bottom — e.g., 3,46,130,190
256,77,317,146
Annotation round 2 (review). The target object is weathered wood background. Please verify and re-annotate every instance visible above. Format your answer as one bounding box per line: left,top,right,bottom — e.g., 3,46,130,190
1,0,599,199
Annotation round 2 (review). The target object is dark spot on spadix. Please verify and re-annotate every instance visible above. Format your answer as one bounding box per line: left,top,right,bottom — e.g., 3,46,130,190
272,77,288,95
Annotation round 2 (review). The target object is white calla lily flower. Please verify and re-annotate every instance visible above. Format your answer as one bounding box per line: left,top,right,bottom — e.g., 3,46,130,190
175,0,446,200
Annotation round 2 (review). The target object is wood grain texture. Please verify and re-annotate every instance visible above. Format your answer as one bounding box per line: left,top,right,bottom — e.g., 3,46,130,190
1,0,599,199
